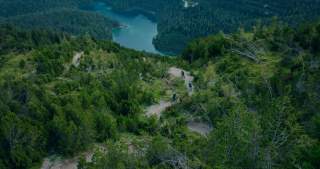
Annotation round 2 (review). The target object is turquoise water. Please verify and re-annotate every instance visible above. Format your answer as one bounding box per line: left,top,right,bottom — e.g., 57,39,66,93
93,2,162,54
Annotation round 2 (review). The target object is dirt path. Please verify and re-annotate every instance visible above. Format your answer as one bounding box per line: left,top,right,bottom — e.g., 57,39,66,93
41,157,78,169
168,67,194,96
41,154,89,169
145,67,194,117
40,145,106,169
63,52,83,74
146,67,212,136
145,67,194,119
72,52,83,67
146,101,172,118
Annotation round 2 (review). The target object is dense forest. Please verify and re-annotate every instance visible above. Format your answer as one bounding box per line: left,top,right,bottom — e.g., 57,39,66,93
1,18,320,169
105,0,320,54
6,9,117,40
0,0,117,39
80,20,320,169
2,0,320,54
1,1,320,169
0,24,173,169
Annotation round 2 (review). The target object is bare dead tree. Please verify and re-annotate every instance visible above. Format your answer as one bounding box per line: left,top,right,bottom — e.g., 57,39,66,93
224,34,265,63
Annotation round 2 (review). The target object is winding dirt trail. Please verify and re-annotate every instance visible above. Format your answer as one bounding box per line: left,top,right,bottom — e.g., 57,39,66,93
146,67,212,136
146,101,172,118
145,67,194,118
72,52,83,67
41,67,206,169
168,67,194,96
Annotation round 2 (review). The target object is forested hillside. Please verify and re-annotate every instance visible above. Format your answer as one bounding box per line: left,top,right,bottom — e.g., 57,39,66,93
1,20,319,169
6,9,117,40
105,0,320,54
0,0,89,17
0,0,117,39
79,20,320,169
0,25,172,169
2,0,319,54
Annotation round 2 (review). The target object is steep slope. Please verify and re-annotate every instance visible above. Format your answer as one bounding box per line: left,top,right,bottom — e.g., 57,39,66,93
74,21,320,169
1,21,320,169
179,21,320,168
0,26,175,169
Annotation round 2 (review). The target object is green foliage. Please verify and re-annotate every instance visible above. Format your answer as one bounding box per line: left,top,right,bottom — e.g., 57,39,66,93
0,0,117,40
0,24,66,55
182,33,230,62
179,21,320,169
105,0,320,53
206,104,260,169
80,135,204,169
94,112,117,142
0,112,46,169
1,18,320,169
0,26,172,168
0,0,89,17
7,9,117,40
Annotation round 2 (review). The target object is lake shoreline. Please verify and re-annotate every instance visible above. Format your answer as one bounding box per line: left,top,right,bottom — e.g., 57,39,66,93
111,7,157,23
90,2,164,55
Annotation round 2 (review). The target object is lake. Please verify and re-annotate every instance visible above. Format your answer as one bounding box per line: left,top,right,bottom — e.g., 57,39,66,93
92,2,162,54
